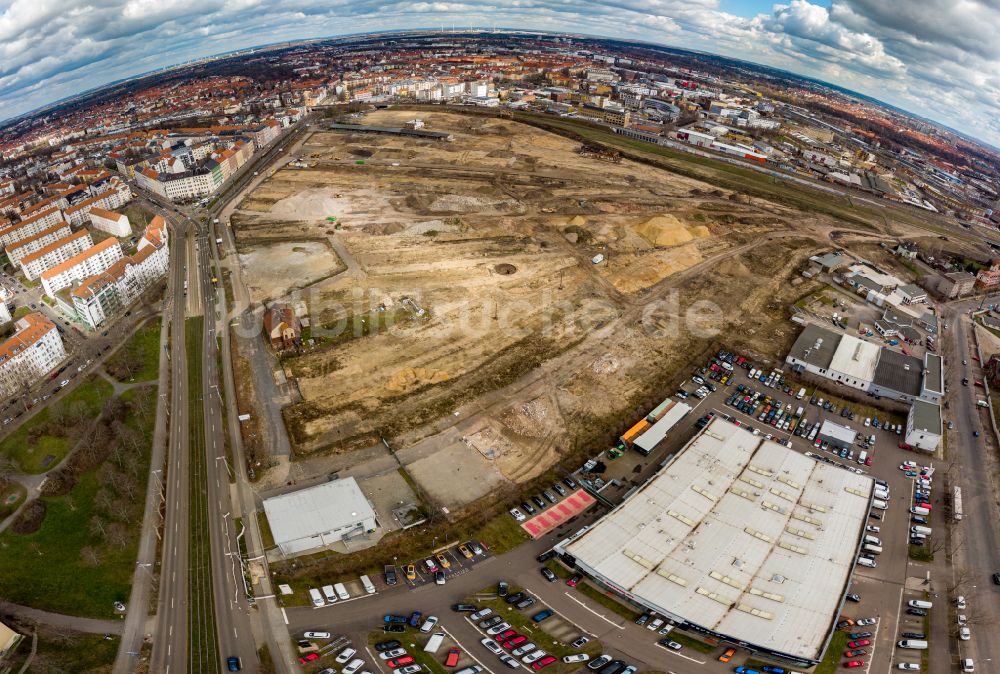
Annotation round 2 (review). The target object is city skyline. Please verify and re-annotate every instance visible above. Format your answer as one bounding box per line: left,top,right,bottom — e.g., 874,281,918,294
0,1,999,148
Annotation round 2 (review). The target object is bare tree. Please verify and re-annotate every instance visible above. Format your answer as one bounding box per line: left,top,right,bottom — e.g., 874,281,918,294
88,515,107,538
107,522,129,549
94,488,114,515
111,498,131,523
80,546,101,567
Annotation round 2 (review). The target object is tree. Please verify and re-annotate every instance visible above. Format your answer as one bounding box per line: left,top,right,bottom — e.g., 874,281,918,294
89,515,107,539
80,546,101,567
107,522,129,549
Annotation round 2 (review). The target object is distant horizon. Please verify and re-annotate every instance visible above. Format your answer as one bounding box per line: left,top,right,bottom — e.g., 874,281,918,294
0,1,997,148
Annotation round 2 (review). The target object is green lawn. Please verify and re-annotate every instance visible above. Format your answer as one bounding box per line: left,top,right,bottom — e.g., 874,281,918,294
665,632,715,654
0,376,114,474
0,480,28,519
0,386,156,618
816,631,849,674
573,581,641,621
106,318,162,382
909,544,933,562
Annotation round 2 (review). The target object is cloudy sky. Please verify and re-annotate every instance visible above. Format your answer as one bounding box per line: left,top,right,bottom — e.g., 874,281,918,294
1,0,999,147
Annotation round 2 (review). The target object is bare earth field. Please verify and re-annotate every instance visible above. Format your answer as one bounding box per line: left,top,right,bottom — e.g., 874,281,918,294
233,109,889,510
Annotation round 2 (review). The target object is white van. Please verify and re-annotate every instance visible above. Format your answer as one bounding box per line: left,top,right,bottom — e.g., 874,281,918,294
910,506,930,516
863,544,883,554
797,388,806,400
908,599,933,609
872,499,888,510
864,535,882,546
360,575,376,594
976,400,989,408
858,451,868,465
309,588,325,607
857,556,876,568
424,632,446,653
334,582,350,601
911,526,932,536
897,640,928,650
874,490,889,501
321,584,337,604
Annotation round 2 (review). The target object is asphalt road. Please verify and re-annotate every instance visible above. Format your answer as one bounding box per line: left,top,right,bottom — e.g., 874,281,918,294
941,299,1000,669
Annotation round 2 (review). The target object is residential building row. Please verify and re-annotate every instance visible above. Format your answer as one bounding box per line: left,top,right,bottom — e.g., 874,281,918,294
0,312,67,398
67,217,169,328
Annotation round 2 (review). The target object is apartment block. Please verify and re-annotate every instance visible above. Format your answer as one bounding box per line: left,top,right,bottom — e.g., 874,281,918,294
88,207,131,238
63,182,132,226
70,216,169,329
0,312,67,398
0,207,64,249
4,221,72,266
40,237,123,298
20,230,94,280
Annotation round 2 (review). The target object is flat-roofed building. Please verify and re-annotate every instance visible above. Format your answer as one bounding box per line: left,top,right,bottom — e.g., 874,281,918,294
40,237,123,298
818,420,856,450
905,400,942,452
0,312,66,397
263,477,378,556
19,229,93,280
787,324,937,404
559,419,873,666
4,220,72,266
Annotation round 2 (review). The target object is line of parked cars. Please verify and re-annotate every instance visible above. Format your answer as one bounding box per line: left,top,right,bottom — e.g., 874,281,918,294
509,475,579,522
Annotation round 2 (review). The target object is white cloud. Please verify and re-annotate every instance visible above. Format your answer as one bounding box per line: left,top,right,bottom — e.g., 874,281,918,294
0,0,997,147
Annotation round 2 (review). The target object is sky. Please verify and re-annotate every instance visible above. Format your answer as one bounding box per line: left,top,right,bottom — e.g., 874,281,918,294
1,1,999,148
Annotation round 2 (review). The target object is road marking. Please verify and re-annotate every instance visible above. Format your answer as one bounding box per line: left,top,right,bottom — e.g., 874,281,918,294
438,624,497,674
658,644,706,665
281,607,289,624
562,592,624,629
886,585,905,674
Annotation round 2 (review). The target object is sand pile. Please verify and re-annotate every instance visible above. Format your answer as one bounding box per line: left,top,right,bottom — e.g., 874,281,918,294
633,214,710,247
386,367,449,393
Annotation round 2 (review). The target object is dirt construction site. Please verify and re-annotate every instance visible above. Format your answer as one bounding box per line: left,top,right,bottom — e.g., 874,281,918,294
232,109,952,513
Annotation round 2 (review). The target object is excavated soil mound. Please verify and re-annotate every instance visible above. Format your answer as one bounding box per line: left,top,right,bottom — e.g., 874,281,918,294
385,367,450,393
633,214,710,247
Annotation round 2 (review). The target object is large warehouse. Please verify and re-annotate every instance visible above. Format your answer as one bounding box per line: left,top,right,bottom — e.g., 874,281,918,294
558,419,873,666
263,478,378,556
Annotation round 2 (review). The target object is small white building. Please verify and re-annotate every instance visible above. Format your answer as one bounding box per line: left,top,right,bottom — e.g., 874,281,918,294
905,400,942,452
263,477,378,556
88,207,131,238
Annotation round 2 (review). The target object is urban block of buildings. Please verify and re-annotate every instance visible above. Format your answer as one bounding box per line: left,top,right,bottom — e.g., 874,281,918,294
0,312,67,398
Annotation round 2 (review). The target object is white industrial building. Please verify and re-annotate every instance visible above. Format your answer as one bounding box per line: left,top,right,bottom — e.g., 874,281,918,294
905,400,942,452
0,312,67,397
633,400,692,455
817,420,857,450
786,324,941,404
263,477,378,556
559,419,873,666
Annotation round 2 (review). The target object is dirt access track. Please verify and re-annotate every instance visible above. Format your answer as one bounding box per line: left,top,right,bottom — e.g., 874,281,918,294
231,109,916,502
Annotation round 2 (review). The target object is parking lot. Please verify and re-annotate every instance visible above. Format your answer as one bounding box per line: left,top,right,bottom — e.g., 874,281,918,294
397,542,494,590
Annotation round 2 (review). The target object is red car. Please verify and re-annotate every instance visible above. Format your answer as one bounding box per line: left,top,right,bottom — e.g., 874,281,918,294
494,630,516,642
847,640,871,649
445,649,461,667
388,657,416,669
531,656,557,670
503,636,527,650
844,649,867,658
844,661,865,668
299,653,320,664
566,574,581,587
864,457,872,466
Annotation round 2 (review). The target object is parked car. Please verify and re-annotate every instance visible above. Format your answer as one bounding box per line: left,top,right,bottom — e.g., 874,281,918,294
540,568,557,582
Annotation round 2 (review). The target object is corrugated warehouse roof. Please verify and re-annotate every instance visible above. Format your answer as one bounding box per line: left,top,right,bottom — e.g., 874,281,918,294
564,419,872,662
872,349,923,396
634,401,692,453
829,335,880,381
